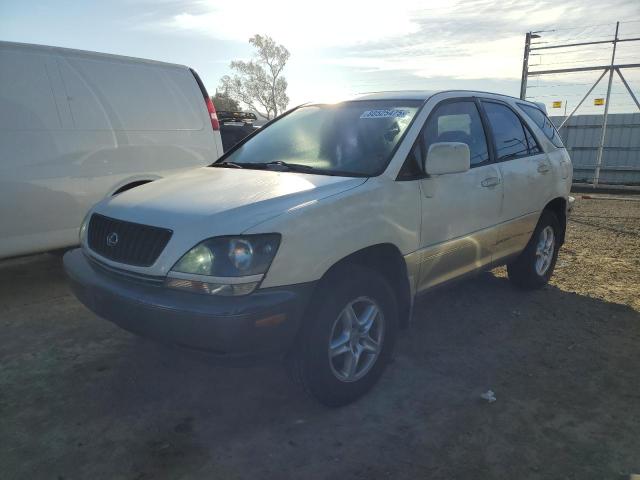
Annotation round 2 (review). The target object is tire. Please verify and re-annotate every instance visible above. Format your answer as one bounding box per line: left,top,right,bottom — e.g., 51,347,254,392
507,210,561,289
286,265,398,407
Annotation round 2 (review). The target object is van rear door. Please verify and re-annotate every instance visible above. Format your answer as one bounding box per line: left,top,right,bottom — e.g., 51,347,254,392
0,43,87,257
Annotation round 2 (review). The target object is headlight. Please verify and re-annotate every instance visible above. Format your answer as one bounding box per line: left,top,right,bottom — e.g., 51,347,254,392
167,234,280,296
172,244,214,275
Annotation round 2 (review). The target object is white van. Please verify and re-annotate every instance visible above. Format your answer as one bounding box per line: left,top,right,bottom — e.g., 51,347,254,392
64,90,573,406
0,42,223,259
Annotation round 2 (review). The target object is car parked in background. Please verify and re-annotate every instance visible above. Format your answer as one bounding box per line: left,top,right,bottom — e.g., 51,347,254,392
64,90,572,406
218,111,260,151
0,41,223,259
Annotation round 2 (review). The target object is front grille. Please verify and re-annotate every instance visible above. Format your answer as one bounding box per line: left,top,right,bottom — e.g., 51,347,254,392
87,254,166,286
88,213,172,267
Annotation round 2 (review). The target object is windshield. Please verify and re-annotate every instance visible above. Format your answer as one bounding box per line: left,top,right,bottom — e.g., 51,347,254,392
217,100,423,176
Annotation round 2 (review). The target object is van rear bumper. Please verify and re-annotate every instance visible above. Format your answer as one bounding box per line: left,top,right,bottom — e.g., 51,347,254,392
63,249,315,362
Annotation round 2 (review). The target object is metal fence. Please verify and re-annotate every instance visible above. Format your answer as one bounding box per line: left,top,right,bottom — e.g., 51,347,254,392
520,21,640,188
551,113,640,185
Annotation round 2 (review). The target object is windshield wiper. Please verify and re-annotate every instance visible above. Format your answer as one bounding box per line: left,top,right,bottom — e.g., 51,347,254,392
263,161,317,173
211,161,311,171
210,161,245,169
212,160,362,177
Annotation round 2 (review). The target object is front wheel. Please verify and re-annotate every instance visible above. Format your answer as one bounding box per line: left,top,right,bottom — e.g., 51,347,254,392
507,210,561,289
286,265,397,407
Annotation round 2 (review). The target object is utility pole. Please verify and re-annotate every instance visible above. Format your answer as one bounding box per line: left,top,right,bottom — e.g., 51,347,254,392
519,32,532,100
521,21,640,188
593,22,619,188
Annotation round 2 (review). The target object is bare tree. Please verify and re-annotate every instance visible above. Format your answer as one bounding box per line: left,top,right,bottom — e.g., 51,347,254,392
220,34,290,119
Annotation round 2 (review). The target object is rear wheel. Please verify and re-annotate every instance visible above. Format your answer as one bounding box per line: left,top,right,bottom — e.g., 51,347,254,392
287,265,397,407
507,210,560,289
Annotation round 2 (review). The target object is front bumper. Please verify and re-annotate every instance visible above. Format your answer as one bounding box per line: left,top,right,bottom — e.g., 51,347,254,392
63,249,315,359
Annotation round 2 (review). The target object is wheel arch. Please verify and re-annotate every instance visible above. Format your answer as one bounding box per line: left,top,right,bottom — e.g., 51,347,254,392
543,197,567,245
110,179,155,196
318,243,412,328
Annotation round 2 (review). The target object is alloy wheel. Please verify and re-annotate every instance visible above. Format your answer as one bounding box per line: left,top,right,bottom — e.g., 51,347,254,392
535,225,555,276
328,296,385,383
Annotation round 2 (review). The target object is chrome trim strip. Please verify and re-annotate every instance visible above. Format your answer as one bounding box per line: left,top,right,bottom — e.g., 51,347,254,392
166,271,264,284
84,246,160,275
86,253,165,285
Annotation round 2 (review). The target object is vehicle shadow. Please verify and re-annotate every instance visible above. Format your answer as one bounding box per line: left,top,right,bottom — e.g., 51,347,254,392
569,215,639,236
2,255,640,479
0,253,70,312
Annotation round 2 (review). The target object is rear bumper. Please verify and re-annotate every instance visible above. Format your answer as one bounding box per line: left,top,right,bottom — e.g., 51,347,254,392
63,249,315,361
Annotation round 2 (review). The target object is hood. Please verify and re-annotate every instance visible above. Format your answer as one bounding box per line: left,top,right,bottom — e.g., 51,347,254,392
94,167,366,235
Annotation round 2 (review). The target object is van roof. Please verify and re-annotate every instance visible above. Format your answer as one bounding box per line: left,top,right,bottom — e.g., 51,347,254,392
0,40,188,69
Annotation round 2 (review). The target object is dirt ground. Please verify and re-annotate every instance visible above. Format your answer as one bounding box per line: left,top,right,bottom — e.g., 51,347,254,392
1,193,639,480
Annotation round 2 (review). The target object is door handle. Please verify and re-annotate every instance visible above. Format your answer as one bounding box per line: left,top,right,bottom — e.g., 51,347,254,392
481,176,501,188
537,163,551,173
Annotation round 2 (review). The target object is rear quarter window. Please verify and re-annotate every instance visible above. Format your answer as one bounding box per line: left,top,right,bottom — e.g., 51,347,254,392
518,103,565,149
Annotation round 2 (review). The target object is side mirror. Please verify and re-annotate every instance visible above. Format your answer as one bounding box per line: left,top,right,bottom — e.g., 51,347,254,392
424,142,470,175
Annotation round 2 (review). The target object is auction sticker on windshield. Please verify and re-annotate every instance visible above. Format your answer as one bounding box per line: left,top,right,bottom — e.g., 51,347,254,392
360,109,408,119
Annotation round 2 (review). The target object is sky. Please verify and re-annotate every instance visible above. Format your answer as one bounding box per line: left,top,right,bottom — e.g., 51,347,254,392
1,0,639,113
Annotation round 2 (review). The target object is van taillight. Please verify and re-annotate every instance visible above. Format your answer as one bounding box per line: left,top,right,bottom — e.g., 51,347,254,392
205,96,220,131
189,68,220,132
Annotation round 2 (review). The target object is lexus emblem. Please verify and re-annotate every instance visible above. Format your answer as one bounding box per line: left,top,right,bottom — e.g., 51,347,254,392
106,232,119,247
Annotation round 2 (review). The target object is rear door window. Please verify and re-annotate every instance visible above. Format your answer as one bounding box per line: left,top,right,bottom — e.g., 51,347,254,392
524,127,541,155
483,102,534,161
519,103,565,148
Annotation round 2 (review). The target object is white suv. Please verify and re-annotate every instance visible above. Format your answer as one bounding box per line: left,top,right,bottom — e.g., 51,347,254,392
64,90,573,406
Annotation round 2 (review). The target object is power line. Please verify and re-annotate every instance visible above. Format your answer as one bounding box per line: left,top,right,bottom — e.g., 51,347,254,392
527,92,632,98
521,20,640,187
